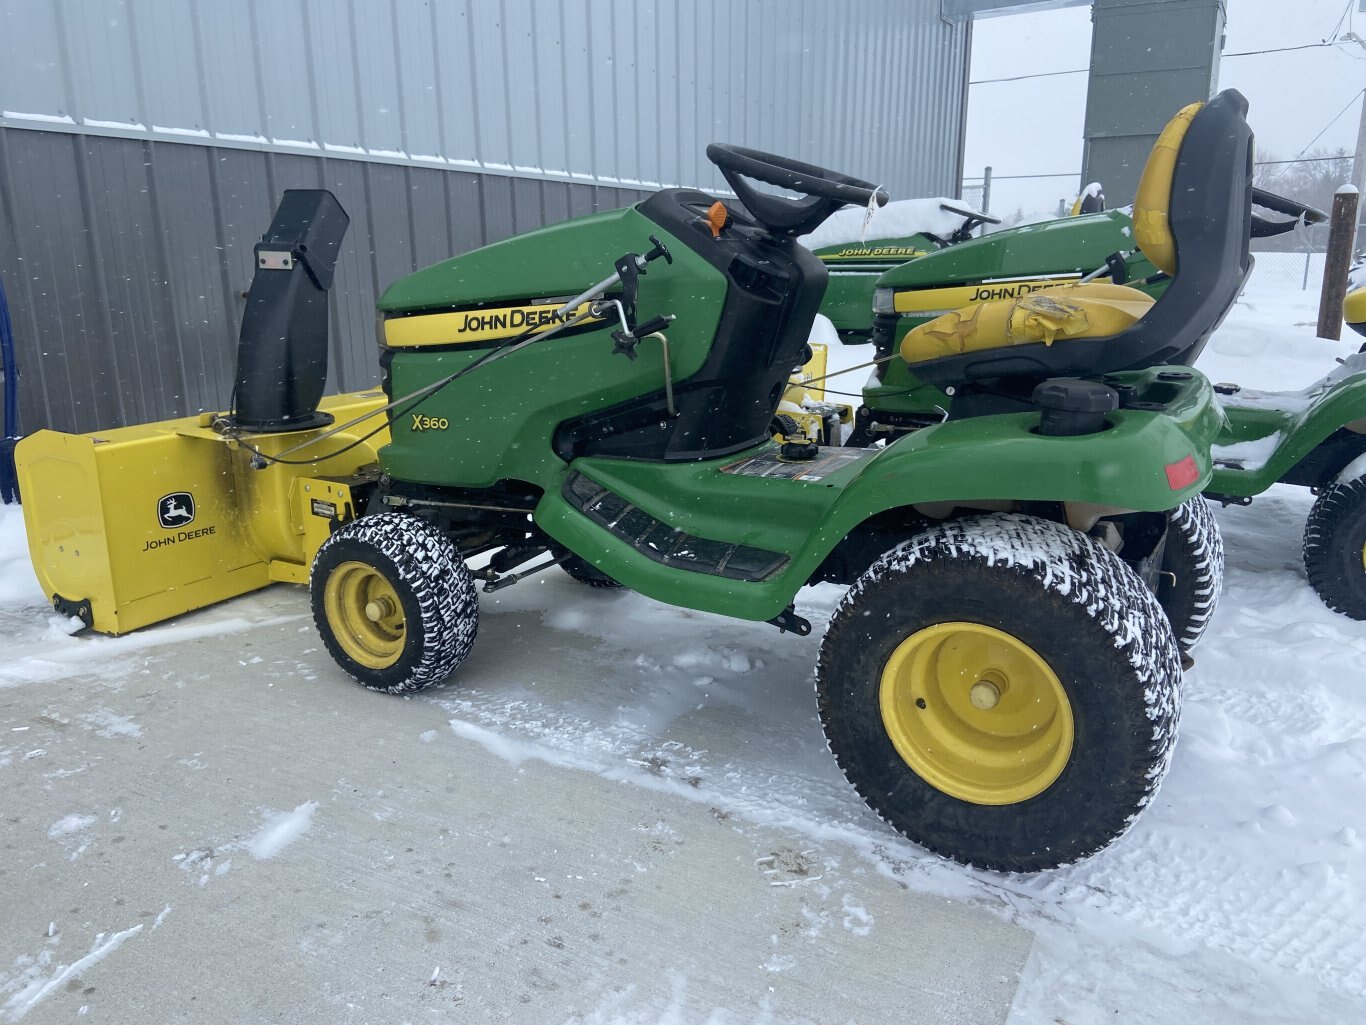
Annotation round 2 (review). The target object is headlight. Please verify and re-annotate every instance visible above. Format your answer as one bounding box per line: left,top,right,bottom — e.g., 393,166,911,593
872,287,897,314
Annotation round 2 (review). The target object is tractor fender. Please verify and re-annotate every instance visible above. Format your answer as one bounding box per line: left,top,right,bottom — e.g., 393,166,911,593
1210,353,1366,496
807,408,1214,579
534,403,1215,624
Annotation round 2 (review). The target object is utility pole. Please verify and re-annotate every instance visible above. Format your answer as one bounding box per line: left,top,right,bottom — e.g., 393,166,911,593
1318,184,1360,341
1353,88,1366,201
981,166,992,214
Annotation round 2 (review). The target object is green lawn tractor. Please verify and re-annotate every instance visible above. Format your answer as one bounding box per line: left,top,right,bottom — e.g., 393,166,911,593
804,199,1000,341
331,132,1244,872
792,165,1319,452
839,95,1366,622
844,187,1324,445
23,120,1257,872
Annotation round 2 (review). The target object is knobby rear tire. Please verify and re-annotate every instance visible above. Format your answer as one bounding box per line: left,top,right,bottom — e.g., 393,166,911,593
816,513,1183,873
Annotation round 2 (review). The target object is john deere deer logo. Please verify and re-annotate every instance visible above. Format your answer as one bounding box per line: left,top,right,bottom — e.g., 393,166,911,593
157,492,196,529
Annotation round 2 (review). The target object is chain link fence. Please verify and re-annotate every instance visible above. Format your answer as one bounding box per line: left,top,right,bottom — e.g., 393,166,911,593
959,154,1359,292
1246,247,1330,293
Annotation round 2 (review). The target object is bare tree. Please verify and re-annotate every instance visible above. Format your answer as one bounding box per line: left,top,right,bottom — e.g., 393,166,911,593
1253,148,1355,252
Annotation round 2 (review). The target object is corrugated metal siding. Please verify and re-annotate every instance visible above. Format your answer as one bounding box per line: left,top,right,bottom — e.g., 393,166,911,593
0,0,970,435
0,127,653,433
2,0,967,198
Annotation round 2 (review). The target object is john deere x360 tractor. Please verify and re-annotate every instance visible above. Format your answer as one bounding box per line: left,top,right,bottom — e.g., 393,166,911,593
19,93,1271,871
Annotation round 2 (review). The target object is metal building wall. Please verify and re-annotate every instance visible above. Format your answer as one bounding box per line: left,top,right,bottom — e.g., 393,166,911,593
0,0,970,435
0,127,651,433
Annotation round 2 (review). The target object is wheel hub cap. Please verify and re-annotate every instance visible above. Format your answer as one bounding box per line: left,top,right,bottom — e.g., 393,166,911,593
365,597,396,622
969,678,1002,710
879,622,1074,805
324,561,406,670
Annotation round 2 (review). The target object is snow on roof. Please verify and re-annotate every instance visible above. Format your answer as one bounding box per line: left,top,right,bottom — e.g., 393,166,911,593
797,197,988,251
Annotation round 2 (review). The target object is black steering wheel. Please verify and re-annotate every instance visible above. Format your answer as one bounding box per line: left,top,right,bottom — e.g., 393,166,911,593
927,202,1003,246
705,144,889,238
1251,187,1328,238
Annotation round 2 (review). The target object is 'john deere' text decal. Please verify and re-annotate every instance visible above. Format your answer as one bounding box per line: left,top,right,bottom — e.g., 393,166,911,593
384,301,602,348
821,245,929,261
892,276,1091,315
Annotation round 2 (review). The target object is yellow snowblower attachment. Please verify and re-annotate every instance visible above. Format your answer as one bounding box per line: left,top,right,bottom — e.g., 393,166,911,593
15,189,395,636
17,391,388,635
779,343,854,446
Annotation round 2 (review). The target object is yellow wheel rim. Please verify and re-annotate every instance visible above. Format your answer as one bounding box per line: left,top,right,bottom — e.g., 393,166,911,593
323,561,406,670
879,622,1074,805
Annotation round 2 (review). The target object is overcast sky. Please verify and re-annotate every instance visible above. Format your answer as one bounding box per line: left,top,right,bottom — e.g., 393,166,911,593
963,0,1366,216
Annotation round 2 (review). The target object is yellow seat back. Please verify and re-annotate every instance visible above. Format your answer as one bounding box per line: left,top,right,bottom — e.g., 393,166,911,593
1131,102,1203,276
1345,286,1366,338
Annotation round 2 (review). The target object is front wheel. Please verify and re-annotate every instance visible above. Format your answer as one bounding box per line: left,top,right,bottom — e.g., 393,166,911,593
816,513,1182,873
311,513,479,694
1303,475,1366,619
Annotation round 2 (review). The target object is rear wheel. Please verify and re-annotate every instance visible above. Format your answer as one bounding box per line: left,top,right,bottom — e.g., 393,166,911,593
311,513,479,693
816,513,1182,872
1157,498,1225,652
1304,475,1366,619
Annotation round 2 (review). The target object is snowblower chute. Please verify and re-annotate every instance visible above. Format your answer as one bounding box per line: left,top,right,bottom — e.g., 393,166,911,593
16,191,389,634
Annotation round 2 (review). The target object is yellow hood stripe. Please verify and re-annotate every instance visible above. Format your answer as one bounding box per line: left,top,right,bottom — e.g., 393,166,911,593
385,301,601,348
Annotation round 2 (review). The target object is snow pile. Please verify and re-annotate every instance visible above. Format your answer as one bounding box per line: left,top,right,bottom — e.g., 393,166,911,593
0,505,41,607
45,815,96,839
807,312,840,350
797,197,986,251
1201,289,1358,388
1210,432,1283,471
243,801,319,860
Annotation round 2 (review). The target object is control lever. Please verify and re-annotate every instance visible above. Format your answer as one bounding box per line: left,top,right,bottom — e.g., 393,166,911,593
1103,250,1129,285
642,235,673,265
553,235,673,323
613,235,674,332
612,314,675,360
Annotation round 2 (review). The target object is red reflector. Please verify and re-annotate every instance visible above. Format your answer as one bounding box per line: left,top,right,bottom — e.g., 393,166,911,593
1165,455,1200,490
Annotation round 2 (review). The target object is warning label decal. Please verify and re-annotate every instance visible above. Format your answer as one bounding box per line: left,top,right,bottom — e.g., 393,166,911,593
719,448,874,482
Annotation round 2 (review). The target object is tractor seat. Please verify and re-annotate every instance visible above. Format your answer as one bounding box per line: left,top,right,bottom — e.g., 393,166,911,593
1346,285,1366,338
901,282,1154,364
904,92,1252,387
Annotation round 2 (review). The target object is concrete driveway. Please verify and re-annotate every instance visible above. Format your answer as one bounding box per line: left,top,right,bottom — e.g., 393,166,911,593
1,583,1030,1024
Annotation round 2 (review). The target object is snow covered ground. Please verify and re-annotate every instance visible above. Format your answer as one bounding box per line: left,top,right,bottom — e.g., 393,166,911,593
3,280,1366,1022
